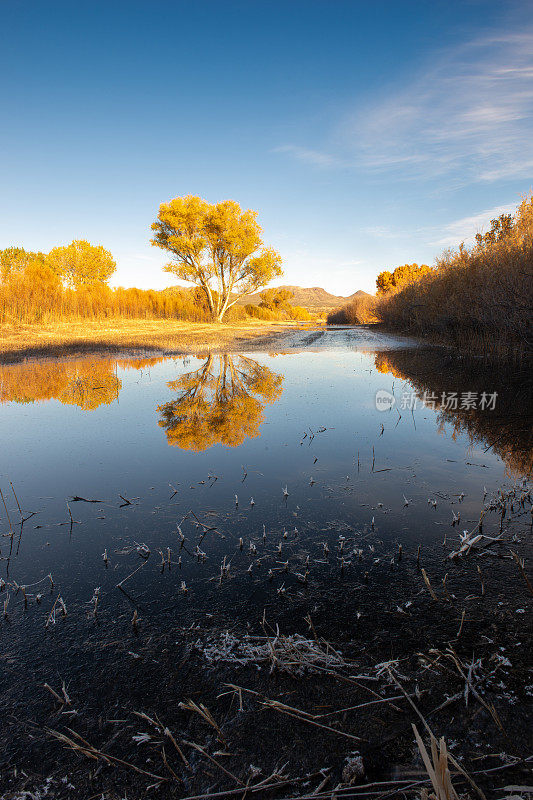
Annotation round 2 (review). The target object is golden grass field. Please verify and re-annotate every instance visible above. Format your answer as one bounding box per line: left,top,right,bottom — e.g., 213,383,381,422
0,319,304,363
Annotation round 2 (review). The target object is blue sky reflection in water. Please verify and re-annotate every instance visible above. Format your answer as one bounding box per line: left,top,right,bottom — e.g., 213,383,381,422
0,331,527,618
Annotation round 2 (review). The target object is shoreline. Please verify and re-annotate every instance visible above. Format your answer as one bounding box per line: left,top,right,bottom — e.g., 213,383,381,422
0,319,316,364
367,322,529,364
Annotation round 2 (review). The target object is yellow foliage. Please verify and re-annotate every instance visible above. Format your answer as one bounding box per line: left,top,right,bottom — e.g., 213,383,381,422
157,354,283,450
47,240,116,287
0,357,122,409
375,194,533,361
0,245,218,324
376,263,432,295
288,305,313,321
327,295,377,324
373,349,532,476
151,195,283,321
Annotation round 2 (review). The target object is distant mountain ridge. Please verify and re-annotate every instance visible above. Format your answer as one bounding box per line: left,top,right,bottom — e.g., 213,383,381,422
238,285,371,309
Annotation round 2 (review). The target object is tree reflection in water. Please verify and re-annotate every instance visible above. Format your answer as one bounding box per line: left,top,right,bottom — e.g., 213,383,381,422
0,358,121,410
0,356,163,410
157,354,283,450
375,349,532,478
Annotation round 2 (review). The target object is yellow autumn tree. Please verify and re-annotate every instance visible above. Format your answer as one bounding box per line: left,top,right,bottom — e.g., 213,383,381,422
157,354,283,450
0,247,47,282
376,263,432,295
47,239,116,288
151,195,283,321
259,287,294,311
0,357,121,409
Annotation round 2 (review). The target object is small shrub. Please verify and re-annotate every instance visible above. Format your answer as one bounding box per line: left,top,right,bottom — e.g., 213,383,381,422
288,305,313,321
327,295,377,325
244,304,277,321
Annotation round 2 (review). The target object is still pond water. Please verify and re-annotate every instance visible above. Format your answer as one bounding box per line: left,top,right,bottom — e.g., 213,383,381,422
0,327,529,626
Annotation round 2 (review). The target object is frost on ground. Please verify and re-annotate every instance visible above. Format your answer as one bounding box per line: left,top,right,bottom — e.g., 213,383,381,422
194,629,347,675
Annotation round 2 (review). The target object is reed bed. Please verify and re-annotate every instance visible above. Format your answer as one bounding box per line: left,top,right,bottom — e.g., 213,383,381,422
329,196,533,362
376,197,533,362
0,277,223,326
327,295,378,325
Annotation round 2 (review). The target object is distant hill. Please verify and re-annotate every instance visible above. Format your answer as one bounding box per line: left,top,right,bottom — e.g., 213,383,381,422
238,285,371,310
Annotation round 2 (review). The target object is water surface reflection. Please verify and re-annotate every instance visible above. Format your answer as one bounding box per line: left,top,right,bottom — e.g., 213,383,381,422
375,348,532,477
157,354,283,450
0,345,530,476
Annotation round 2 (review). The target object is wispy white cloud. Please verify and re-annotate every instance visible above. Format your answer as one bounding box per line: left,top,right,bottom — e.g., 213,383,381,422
430,203,517,247
276,28,533,186
347,30,533,184
272,144,340,168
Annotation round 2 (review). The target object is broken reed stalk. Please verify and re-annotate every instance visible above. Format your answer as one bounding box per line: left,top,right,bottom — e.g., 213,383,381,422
189,509,225,539
421,569,439,601
45,594,67,627
316,693,411,718
47,727,166,782
387,670,487,800
0,486,13,536
183,741,242,785
456,609,466,638
116,561,146,589
413,724,460,800
132,710,190,769
510,550,533,596
178,698,226,746
43,683,64,704
223,683,362,742
10,481,23,517
445,646,503,730
43,681,71,706
161,745,181,783
173,775,427,800
164,726,189,769
442,574,453,603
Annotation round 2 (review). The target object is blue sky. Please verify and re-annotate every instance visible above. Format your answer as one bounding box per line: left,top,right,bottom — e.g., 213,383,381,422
1,0,532,295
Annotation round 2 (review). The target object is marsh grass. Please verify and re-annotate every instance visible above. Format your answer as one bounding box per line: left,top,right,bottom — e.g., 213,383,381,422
375,197,533,362
0,279,223,326
328,196,532,361
327,295,378,325
0,318,297,363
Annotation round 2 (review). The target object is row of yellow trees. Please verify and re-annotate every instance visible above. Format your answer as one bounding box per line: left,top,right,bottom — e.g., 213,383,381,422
0,196,289,325
0,248,221,325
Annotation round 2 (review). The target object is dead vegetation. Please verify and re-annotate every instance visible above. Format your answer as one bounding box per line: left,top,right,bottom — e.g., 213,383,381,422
327,295,378,325
374,196,533,362
0,338,531,800
0,318,301,363
1,467,531,799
